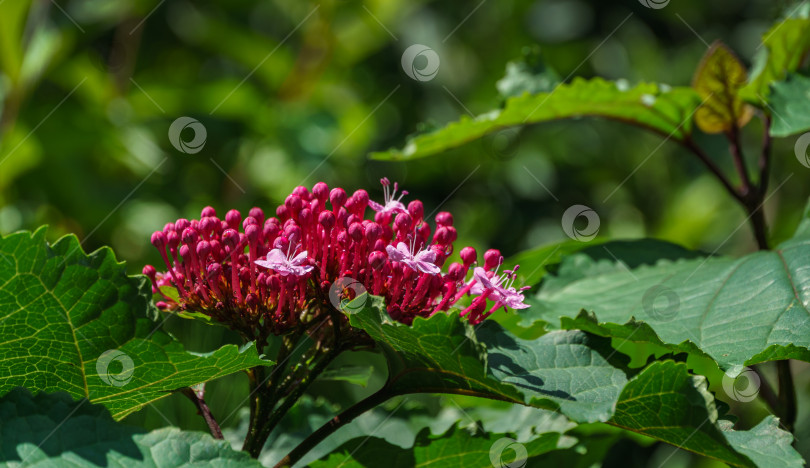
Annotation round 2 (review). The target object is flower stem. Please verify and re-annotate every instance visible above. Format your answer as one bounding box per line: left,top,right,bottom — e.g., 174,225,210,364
180,386,223,439
273,386,397,468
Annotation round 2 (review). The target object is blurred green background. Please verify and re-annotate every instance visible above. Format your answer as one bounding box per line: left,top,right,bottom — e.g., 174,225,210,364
2,0,809,466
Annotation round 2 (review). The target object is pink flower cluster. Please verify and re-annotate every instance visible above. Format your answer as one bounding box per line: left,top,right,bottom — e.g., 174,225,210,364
144,179,529,337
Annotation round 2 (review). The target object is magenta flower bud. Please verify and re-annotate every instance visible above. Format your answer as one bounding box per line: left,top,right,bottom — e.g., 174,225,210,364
207,263,222,278
181,227,198,246
179,244,190,259
484,249,502,270
151,231,166,249
293,185,310,199
163,222,175,234
346,214,361,227
445,226,458,243
201,206,217,218
330,188,347,209
222,229,240,249
348,222,364,242
225,209,242,229
434,227,451,244
267,275,281,291
460,246,477,265
285,195,303,213
299,208,312,226
369,250,386,270
337,207,349,228
394,213,412,233
276,205,289,219
407,200,424,222
196,240,211,260
175,218,191,232
248,207,265,224
353,189,369,206
373,239,386,252
274,236,290,251
200,217,216,236
436,212,454,226
318,211,335,230
243,216,258,229
142,264,157,279
365,222,382,243
245,293,259,308
156,301,169,310
263,222,280,241
337,231,350,247
447,262,465,281
284,225,302,245
166,230,180,249
313,182,329,201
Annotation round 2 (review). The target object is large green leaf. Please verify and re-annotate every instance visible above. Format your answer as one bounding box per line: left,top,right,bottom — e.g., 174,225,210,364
521,227,810,371
0,387,262,467
0,228,272,419
310,425,569,468
371,77,701,161
768,73,810,137
348,295,629,423
741,17,810,101
611,361,801,468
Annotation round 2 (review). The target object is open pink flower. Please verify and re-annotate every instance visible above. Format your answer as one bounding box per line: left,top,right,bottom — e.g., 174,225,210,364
386,241,440,275
368,177,408,215
471,266,530,310
256,248,314,276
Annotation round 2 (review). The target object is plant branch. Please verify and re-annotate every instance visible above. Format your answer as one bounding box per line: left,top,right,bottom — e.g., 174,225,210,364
273,386,397,468
727,126,754,198
681,138,745,204
777,360,797,433
180,386,223,439
757,114,773,198
749,364,780,415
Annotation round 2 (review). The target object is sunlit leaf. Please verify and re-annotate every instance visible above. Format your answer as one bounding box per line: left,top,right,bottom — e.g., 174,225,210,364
692,41,754,133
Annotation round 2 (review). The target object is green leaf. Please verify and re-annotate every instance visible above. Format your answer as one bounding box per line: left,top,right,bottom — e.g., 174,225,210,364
768,73,810,137
504,239,604,288
310,425,569,468
0,387,262,467
318,365,374,387
611,361,801,468
0,228,272,419
522,227,810,371
0,0,31,83
691,41,753,133
348,295,630,423
741,18,810,101
371,77,701,161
